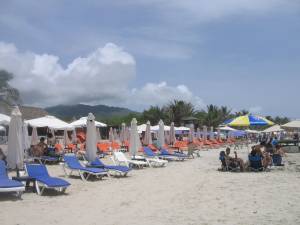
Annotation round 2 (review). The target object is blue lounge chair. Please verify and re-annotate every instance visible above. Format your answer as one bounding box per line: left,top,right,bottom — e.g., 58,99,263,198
219,151,240,172
272,154,284,166
0,160,25,197
160,149,188,160
38,155,60,164
143,147,175,161
142,147,169,167
25,163,70,195
248,155,264,172
90,158,131,176
62,154,108,181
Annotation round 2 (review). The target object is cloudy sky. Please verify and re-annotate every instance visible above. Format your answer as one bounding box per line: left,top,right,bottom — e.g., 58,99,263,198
0,0,299,117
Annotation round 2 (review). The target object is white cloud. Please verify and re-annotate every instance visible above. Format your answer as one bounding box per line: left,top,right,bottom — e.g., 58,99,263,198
129,82,205,109
0,42,136,106
0,42,204,110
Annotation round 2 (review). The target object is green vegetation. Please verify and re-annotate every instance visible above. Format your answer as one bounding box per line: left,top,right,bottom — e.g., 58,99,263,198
98,100,290,127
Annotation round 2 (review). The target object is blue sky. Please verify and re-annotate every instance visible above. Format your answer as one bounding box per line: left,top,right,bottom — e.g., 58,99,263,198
0,0,300,117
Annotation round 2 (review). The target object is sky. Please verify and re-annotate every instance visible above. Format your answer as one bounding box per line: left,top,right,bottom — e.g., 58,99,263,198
0,0,299,117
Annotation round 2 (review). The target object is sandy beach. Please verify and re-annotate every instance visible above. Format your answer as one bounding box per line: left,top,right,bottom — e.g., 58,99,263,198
1,147,300,225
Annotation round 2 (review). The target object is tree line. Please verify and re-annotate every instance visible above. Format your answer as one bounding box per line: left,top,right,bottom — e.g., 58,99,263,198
103,100,290,127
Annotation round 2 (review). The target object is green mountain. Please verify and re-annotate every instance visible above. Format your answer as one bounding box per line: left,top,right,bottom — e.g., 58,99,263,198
45,104,138,121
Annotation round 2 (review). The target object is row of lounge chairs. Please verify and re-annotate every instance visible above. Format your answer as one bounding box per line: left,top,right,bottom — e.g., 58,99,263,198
0,146,193,198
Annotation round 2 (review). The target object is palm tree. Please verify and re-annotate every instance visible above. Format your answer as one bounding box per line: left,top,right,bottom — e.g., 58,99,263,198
142,106,166,125
165,100,196,126
204,104,220,127
234,109,249,117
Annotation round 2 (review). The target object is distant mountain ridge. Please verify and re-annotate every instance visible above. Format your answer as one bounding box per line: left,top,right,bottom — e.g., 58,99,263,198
45,104,138,121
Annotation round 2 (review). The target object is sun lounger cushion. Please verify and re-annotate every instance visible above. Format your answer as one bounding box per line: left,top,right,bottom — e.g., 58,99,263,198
0,179,24,188
63,155,107,173
0,160,24,188
26,164,70,187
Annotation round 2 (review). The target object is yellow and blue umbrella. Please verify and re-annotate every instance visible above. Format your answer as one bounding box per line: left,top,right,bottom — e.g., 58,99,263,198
224,115,274,127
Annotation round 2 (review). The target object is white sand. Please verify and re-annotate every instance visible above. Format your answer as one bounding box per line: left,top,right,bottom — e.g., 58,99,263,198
1,147,300,225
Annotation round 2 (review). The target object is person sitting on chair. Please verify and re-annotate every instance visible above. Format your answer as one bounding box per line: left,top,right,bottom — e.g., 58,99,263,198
32,137,48,157
225,147,245,171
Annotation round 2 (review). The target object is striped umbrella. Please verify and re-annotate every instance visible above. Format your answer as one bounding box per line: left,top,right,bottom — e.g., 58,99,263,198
224,115,274,127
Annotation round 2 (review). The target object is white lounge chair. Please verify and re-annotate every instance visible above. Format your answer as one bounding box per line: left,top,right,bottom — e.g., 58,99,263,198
113,152,148,169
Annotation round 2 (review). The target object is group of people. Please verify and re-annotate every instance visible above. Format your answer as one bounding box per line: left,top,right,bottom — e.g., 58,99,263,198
220,140,286,171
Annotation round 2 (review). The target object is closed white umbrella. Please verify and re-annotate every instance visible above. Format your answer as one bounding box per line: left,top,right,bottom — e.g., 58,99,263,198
85,113,97,162
109,127,114,142
71,129,77,144
217,128,221,139
188,124,194,142
31,127,39,145
7,106,24,170
158,120,165,149
22,123,30,150
96,128,101,142
143,121,152,145
210,126,214,139
113,128,119,141
203,126,207,141
64,129,71,146
120,123,126,143
196,128,201,139
125,126,130,142
169,122,176,145
129,118,140,157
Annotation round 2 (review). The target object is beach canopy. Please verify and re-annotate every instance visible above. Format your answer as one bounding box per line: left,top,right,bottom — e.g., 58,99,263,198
0,113,11,125
218,126,236,131
263,125,284,133
281,120,300,129
224,115,274,127
70,117,107,128
7,107,24,170
245,129,260,134
229,130,246,137
85,113,97,162
138,124,189,133
26,115,73,130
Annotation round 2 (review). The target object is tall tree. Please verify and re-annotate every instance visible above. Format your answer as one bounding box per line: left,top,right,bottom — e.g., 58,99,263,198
142,106,166,125
165,100,196,126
